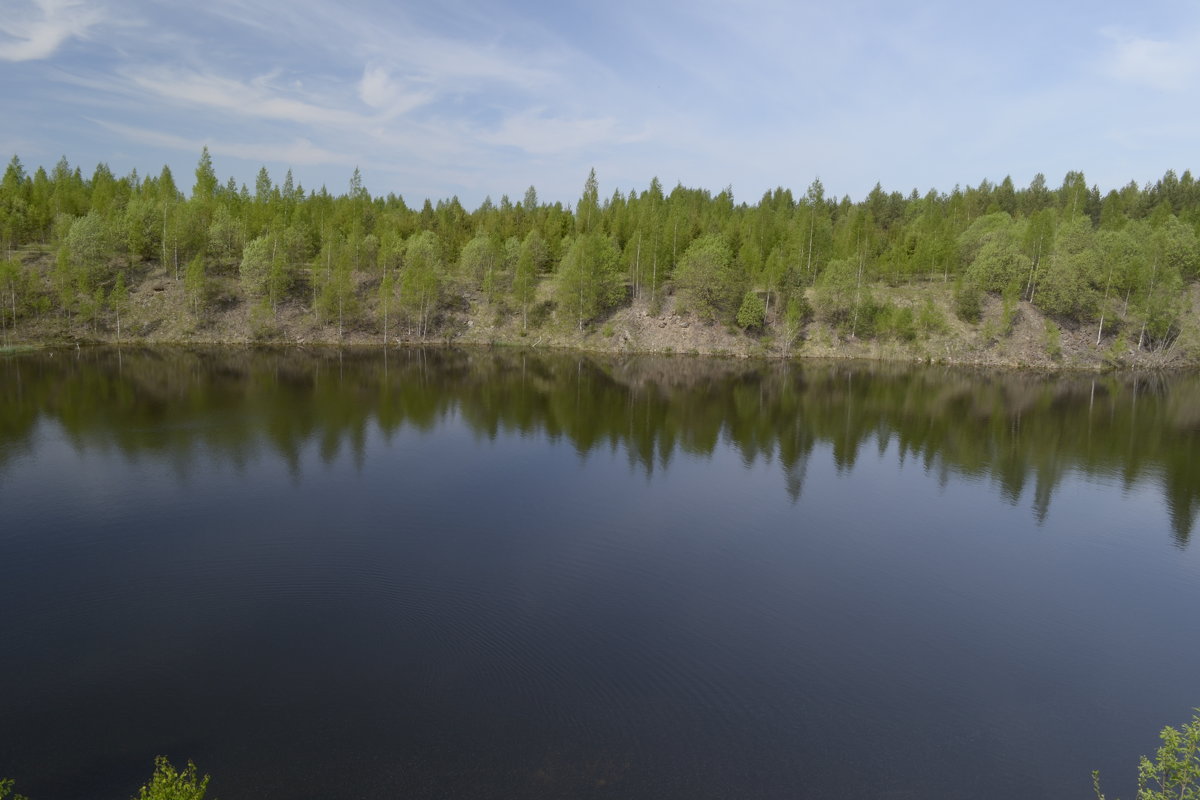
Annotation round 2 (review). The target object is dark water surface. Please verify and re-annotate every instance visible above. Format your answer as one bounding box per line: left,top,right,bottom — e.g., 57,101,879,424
1,347,1198,799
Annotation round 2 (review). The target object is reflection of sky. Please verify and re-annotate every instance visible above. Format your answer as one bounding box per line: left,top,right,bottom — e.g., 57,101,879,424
3,400,1194,553
2,394,1198,800
7,402,1190,561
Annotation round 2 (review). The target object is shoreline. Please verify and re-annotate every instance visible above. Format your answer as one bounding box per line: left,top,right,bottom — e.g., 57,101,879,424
6,336,1196,375
4,269,1198,372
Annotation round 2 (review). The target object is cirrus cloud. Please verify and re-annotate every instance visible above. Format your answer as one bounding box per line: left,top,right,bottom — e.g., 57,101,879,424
0,0,102,62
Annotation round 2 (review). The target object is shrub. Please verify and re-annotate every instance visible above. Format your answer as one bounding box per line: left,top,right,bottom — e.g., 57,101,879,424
954,278,983,323
1094,709,1200,800
0,778,28,800
136,757,210,800
917,298,947,336
1044,319,1062,359
675,235,741,321
528,299,554,328
876,304,917,342
999,280,1021,336
2,757,209,800
780,295,810,355
736,290,766,332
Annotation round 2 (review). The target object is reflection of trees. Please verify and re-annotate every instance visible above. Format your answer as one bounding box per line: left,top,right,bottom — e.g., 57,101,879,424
1,347,1197,544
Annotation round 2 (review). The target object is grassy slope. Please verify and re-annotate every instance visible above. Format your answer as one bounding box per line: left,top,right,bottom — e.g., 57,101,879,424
5,248,1199,370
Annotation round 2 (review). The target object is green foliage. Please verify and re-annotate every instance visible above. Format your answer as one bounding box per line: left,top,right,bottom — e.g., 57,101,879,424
185,254,210,316
780,295,809,354
1153,216,1200,281
675,234,741,321
1095,710,1200,800
875,303,917,342
3,150,1200,351
123,196,160,263
459,234,500,295
736,290,766,331
53,245,76,315
511,231,542,327
917,297,947,336
314,237,357,332
402,230,444,337
999,280,1021,337
239,235,273,305
555,232,624,329
813,257,861,327
846,294,889,339
1037,215,1099,319
762,246,788,311
379,268,396,339
957,211,1017,267
192,147,218,203
1044,319,1062,359
967,238,1030,294
1135,262,1186,349
110,271,129,340
527,299,553,328
64,211,115,291
136,757,210,800
1105,331,1130,368
249,302,280,341
0,778,28,800
206,205,241,269
0,258,29,335
953,278,983,323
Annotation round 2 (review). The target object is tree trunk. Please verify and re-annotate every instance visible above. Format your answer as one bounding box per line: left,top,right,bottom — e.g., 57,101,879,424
806,214,814,284
1096,264,1114,346
850,252,864,338
634,234,642,299
1026,241,1041,302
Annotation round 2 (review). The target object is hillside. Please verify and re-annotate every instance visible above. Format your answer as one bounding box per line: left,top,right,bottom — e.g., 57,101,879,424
5,155,1200,369
4,245,1198,370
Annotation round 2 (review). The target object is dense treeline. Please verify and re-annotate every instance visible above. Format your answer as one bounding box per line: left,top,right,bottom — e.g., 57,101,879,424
1,150,1198,351
2,348,1196,543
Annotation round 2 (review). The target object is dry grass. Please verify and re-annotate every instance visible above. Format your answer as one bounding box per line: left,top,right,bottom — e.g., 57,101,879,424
7,248,1200,371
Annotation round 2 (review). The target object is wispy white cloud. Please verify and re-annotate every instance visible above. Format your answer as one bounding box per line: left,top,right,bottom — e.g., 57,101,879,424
8,0,1200,208
382,32,562,92
92,120,359,167
357,65,433,117
1101,27,1200,92
0,0,103,61
122,68,368,127
481,110,645,156
200,0,567,95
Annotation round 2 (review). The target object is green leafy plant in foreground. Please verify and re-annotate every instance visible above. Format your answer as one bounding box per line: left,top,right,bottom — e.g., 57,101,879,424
0,778,29,800
1096,710,1200,800
136,757,210,800
2,757,211,800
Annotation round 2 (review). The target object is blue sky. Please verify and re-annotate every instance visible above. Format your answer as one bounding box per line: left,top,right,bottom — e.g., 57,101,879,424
2,0,1199,208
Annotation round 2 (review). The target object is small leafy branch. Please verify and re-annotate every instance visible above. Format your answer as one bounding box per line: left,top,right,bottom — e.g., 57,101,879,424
1096,709,1200,800
2,756,209,800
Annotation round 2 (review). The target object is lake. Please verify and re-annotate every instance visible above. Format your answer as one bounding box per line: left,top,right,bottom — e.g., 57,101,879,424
1,347,1198,799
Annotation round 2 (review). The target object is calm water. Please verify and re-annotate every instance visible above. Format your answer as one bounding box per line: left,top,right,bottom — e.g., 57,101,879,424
1,348,1198,800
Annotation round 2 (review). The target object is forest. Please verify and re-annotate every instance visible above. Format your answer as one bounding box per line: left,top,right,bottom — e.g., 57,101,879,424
3,347,1196,543
0,149,1198,364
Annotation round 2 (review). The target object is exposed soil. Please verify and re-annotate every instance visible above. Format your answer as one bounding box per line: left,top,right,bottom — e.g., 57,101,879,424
4,251,1199,371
